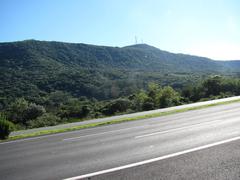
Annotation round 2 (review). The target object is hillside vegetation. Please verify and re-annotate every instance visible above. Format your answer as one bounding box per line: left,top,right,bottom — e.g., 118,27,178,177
1,40,240,102
1,40,240,130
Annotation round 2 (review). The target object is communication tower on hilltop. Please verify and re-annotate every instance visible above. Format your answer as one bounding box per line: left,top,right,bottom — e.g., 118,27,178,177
135,36,138,44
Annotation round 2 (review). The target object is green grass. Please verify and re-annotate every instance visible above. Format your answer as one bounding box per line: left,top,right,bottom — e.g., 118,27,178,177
1,98,240,142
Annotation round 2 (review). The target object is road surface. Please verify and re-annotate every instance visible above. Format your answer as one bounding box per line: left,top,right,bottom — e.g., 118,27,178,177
1,102,240,180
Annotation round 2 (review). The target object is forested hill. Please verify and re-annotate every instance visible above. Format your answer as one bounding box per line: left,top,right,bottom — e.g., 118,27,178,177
1,40,240,101
1,40,240,72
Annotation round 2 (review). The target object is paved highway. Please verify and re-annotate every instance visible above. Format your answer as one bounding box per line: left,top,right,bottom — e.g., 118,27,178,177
89,138,240,180
1,102,240,180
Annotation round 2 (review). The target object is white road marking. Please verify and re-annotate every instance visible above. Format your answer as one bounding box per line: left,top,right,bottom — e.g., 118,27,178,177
3,116,238,145
0,135,52,145
0,124,150,145
135,118,240,139
62,125,148,141
64,110,240,141
230,131,239,135
63,136,240,180
0,125,149,145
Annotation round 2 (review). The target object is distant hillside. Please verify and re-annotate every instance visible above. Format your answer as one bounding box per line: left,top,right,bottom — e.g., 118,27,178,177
1,40,240,102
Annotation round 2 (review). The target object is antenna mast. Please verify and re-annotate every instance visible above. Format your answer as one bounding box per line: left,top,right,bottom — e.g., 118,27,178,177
135,36,138,44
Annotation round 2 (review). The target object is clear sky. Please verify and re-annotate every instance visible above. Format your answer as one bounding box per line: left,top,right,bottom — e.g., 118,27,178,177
1,0,240,60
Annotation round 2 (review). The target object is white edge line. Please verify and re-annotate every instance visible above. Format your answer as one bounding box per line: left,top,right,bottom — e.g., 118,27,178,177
63,136,240,180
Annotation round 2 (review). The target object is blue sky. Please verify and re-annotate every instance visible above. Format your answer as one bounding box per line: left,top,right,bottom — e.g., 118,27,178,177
1,0,240,60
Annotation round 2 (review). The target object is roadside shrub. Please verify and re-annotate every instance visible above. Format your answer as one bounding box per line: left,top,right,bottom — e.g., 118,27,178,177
0,114,15,139
142,101,154,111
7,98,29,124
23,103,46,122
157,86,181,108
7,99,45,125
101,98,132,115
27,113,62,128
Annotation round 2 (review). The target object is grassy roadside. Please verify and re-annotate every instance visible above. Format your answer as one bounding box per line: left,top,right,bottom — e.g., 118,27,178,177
2,98,240,142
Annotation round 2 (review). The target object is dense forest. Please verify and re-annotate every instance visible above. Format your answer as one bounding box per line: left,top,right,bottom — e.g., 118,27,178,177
1,40,240,132
1,40,240,104
1,76,240,131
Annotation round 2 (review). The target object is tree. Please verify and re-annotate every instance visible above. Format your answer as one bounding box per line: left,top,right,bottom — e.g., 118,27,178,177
81,105,91,117
157,86,181,108
203,76,223,96
133,90,149,111
7,98,29,124
182,85,204,102
147,83,160,100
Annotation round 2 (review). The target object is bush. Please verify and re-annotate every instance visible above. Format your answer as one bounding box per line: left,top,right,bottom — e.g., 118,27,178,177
23,103,46,122
157,86,181,108
142,101,154,110
7,98,29,124
102,98,132,115
0,114,15,139
27,113,62,128
8,99,46,125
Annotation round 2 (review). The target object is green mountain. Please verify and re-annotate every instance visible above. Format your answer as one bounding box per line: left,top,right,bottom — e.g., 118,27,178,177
1,40,240,102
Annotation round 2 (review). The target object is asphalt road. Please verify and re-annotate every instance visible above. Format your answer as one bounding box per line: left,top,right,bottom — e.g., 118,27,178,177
90,138,240,180
1,102,240,180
